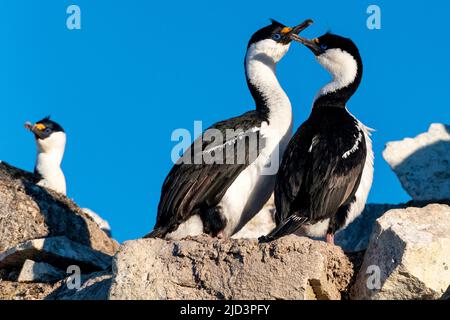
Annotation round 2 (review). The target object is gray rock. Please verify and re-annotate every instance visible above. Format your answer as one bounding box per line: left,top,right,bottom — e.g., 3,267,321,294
0,236,113,272
351,204,450,300
18,259,65,283
46,272,112,300
109,236,354,300
0,162,118,255
383,123,450,201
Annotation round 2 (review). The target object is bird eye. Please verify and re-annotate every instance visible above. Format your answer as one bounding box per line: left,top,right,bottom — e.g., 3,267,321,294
273,33,281,41
45,128,51,133
320,44,328,50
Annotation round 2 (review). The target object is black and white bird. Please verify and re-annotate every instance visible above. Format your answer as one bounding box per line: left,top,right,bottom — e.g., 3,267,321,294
262,32,374,244
147,19,313,240
25,117,67,195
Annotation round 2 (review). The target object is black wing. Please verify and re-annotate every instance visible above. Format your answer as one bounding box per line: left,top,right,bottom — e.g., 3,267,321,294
150,111,266,237
268,112,366,240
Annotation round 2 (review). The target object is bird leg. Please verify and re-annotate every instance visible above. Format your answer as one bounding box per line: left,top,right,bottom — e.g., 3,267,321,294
326,233,334,245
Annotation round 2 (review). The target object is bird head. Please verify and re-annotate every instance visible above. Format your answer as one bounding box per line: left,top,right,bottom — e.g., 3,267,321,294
25,116,66,153
246,19,313,63
290,32,362,80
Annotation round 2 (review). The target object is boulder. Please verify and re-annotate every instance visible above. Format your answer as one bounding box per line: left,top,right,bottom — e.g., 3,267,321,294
0,237,113,273
351,204,450,300
109,235,354,300
383,123,450,201
18,259,65,283
335,204,403,252
0,162,118,255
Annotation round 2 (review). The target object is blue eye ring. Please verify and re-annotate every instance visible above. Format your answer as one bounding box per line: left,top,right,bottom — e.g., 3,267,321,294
273,33,281,41
320,44,328,50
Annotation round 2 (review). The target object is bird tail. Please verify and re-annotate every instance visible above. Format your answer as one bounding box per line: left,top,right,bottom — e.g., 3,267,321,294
259,214,308,243
143,227,166,239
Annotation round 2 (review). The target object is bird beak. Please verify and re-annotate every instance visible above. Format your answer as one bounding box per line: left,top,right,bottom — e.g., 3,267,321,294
25,122,46,139
290,34,323,55
290,19,314,35
280,19,313,44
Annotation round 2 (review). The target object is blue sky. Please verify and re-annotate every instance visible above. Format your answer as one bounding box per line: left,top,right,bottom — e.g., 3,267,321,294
0,1,448,242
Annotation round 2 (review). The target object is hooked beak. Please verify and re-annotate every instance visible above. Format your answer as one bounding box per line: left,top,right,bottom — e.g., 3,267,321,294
290,34,323,55
280,19,314,44
25,121,46,139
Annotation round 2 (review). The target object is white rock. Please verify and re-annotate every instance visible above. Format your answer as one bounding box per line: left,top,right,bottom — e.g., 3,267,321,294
351,204,450,300
81,208,112,237
383,123,450,201
18,259,65,283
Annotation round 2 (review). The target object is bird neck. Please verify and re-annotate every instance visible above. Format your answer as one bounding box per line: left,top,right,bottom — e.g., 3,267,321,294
245,52,292,123
313,53,363,109
34,137,66,195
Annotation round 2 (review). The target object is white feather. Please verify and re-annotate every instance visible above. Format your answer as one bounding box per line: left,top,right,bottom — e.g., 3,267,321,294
35,131,67,195
314,48,359,101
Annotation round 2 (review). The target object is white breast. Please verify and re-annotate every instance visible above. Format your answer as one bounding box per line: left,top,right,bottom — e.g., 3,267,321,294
220,119,293,236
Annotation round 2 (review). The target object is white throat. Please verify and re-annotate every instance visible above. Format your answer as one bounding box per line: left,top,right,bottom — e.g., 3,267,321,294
35,131,67,195
245,40,292,126
314,48,358,102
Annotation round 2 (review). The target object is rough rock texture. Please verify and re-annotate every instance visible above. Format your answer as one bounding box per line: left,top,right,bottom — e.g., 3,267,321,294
383,123,450,201
0,237,113,272
46,272,112,300
351,204,450,300
18,259,65,283
0,162,118,254
109,236,354,300
0,280,55,300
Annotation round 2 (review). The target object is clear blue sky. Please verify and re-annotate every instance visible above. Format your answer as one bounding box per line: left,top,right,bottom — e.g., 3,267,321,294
0,1,448,242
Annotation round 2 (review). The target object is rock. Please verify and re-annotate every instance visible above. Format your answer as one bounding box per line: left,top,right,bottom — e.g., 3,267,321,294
0,280,55,300
351,204,450,300
383,123,450,201
81,208,112,237
0,237,113,272
0,162,118,254
335,204,403,252
46,272,112,300
109,235,354,300
18,259,65,283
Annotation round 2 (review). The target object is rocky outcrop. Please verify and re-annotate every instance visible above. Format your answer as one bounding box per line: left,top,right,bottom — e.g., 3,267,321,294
350,204,450,300
383,123,450,201
0,162,118,300
109,236,354,300
0,162,118,255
